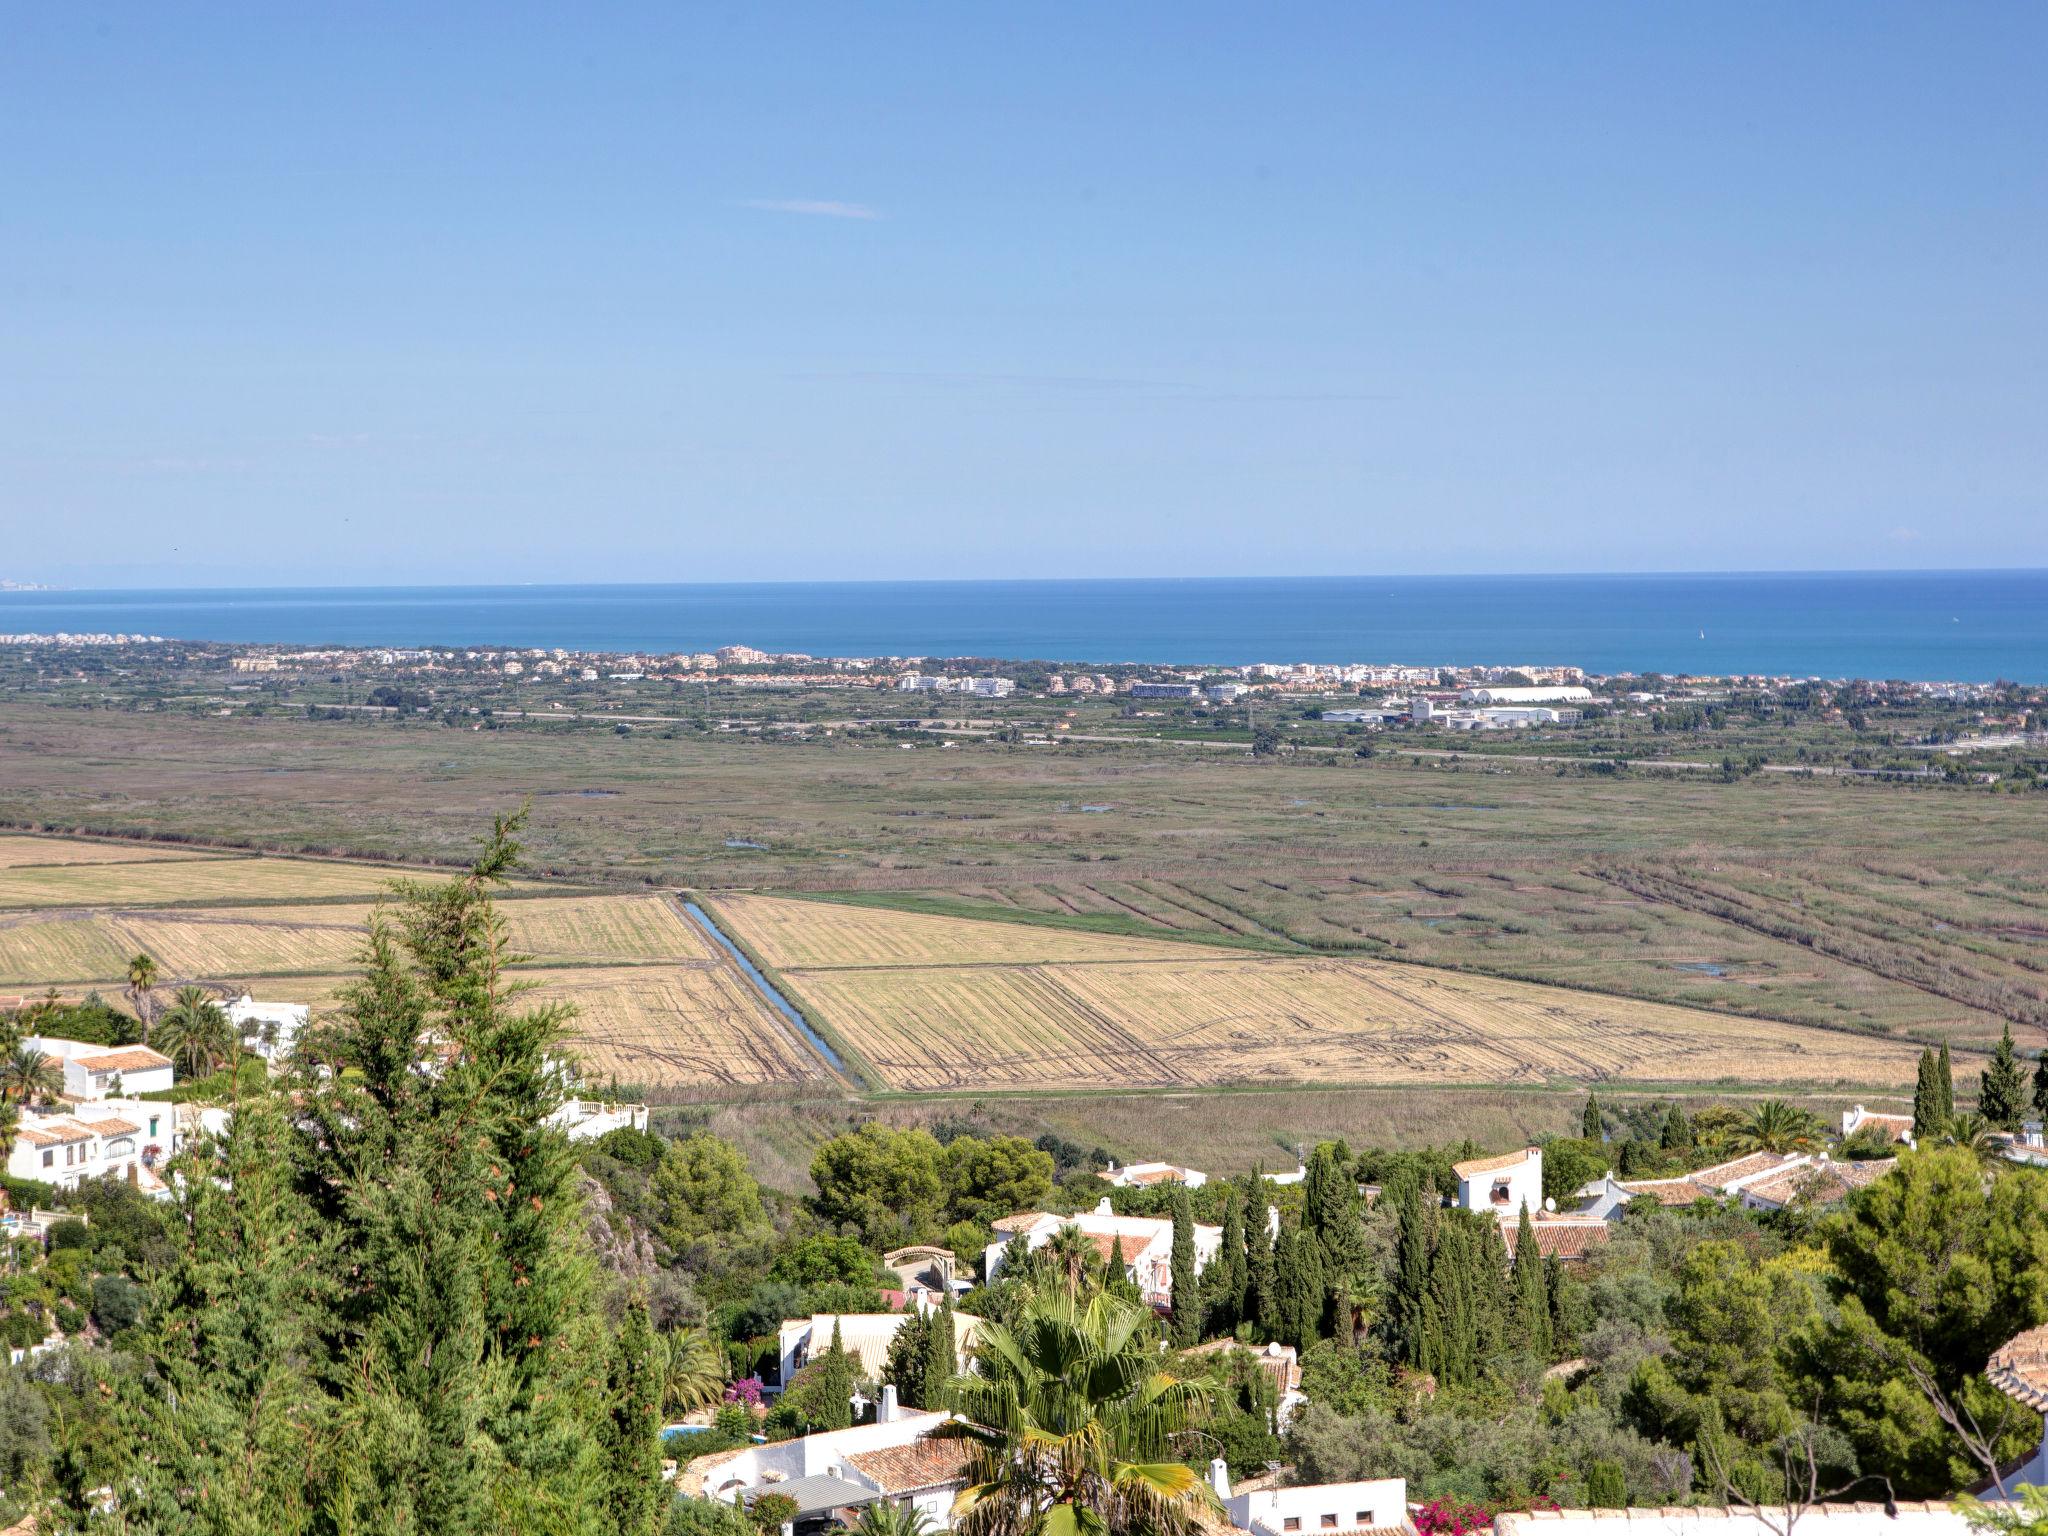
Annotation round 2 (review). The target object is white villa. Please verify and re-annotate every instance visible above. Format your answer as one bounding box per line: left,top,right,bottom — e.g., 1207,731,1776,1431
225,994,309,1067
8,1098,177,1199
1104,1160,1209,1190
1211,1464,1413,1536
1453,1147,1543,1218
546,1099,650,1141
1577,1150,1894,1218
985,1202,1224,1307
681,1396,971,1530
775,1306,981,1390
21,1036,174,1100
1840,1104,1916,1148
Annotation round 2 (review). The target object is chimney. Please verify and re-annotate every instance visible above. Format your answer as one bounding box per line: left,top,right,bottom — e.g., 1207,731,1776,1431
879,1384,899,1424
1208,1458,1231,1500
1094,1196,1114,1217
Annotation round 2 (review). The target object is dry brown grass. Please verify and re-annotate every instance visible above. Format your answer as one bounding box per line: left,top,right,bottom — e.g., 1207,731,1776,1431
499,895,710,965
0,913,138,988
531,964,823,1088
713,893,1216,969
0,856,404,909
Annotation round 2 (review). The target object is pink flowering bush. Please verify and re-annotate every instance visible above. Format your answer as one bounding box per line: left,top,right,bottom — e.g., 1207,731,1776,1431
1415,1498,1494,1536
724,1375,765,1407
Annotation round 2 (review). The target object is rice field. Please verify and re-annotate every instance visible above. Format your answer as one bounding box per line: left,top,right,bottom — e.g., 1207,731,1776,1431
712,893,1214,968
0,835,226,869
716,895,1926,1094
0,837,820,1093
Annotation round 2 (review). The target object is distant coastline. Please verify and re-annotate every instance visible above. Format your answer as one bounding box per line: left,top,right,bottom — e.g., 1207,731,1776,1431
2,570,2045,682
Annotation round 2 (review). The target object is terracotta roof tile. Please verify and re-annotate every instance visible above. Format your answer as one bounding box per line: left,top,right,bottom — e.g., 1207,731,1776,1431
845,1436,972,1494
74,1047,171,1074
1453,1147,1538,1178
1990,1326,2048,1413
1503,1218,1610,1262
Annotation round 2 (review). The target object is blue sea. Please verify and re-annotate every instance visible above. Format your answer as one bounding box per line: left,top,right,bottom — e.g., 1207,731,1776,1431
3,571,2045,681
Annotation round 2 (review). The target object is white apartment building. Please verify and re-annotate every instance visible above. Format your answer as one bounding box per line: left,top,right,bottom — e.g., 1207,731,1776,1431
547,1099,650,1141
683,1401,970,1530
22,1037,175,1100
1213,1464,1411,1536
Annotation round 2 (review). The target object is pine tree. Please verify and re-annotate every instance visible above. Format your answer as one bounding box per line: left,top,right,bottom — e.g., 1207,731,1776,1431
602,1297,666,1536
1213,1182,1248,1334
1511,1206,1551,1358
1912,1047,1942,1140
1660,1102,1691,1152
1582,1093,1603,1141
2033,1051,2048,1122
1982,1024,2029,1129
1169,1186,1201,1346
1938,1041,1956,1122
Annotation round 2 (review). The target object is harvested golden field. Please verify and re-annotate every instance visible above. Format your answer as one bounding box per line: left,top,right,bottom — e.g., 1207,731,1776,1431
712,893,1216,969
0,855,407,909
112,907,372,980
744,896,1925,1094
0,836,225,869
499,894,712,965
525,964,822,1088
788,957,1922,1092
0,913,138,989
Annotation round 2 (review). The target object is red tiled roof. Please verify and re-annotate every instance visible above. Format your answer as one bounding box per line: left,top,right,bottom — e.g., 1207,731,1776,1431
1502,1218,1609,1262
991,1212,1045,1233
1453,1147,1537,1178
845,1436,972,1494
1990,1325,2048,1412
75,1047,171,1074
1614,1176,1715,1206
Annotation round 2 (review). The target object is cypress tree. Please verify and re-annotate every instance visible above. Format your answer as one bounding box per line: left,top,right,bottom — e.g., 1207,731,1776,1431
1427,1217,1476,1388
1214,1182,1248,1334
1660,1102,1691,1151
1245,1195,1277,1337
1304,1143,1364,1342
1582,1093,1603,1141
812,1320,857,1430
923,1297,958,1397
1912,1048,1941,1140
1586,1461,1627,1508
602,1297,666,1536
1938,1041,1956,1122
1293,1231,1326,1350
1982,1023,2028,1129
2033,1051,2048,1122
1542,1253,1568,1354
1511,1206,1551,1358
884,1306,933,1407
1393,1179,1434,1368
1169,1186,1200,1346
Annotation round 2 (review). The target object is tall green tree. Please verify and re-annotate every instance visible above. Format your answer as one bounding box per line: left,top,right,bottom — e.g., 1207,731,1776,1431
925,1295,959,1395
1660,1102,1692,1152
300,811,648,1532
2033,1050,2048,1123
1169,1187,1200,1347
602,1297,667,1536
1937,1040,1956,1122
1392,1179,1435,1370
1979,1023,2028,1130
1582,1094,1604,1141
1101,1235,1142,1304
1302,1143,1366,1341
1210,1181,1248,1335
124,950,159,1038
153,985,237,1078
1510,1206,1551,1358
1244,1190,1276,1338
1913,1048,1943,1141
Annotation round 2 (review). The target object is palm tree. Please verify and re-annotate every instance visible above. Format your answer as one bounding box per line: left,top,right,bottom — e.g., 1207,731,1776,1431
125,952,159,1038
658,1327,726,1418
1043,1223,1099,1297
1731,1099,1822,1154
0,1047,63,1107
842,1505,935,1536
942,1292,1214,1536
154,986,235,1078
1937,1112,2003,1166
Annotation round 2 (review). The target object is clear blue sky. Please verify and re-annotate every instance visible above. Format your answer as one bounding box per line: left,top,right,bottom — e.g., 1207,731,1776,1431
3,4,2043,587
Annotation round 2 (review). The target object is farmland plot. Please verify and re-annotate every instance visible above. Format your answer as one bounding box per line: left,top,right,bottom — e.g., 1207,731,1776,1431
0,836,226,869
499,894,712,965
520,965,821,1088
713,893,1214,968
0,913,137,988
742,895,1925,1094
0,856,403,909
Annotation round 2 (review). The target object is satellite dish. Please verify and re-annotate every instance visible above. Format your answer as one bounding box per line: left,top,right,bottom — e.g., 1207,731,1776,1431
1544,1196,1556,1212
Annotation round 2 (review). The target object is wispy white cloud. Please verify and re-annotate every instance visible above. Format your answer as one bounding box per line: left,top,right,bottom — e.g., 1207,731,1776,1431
743,198,881,221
